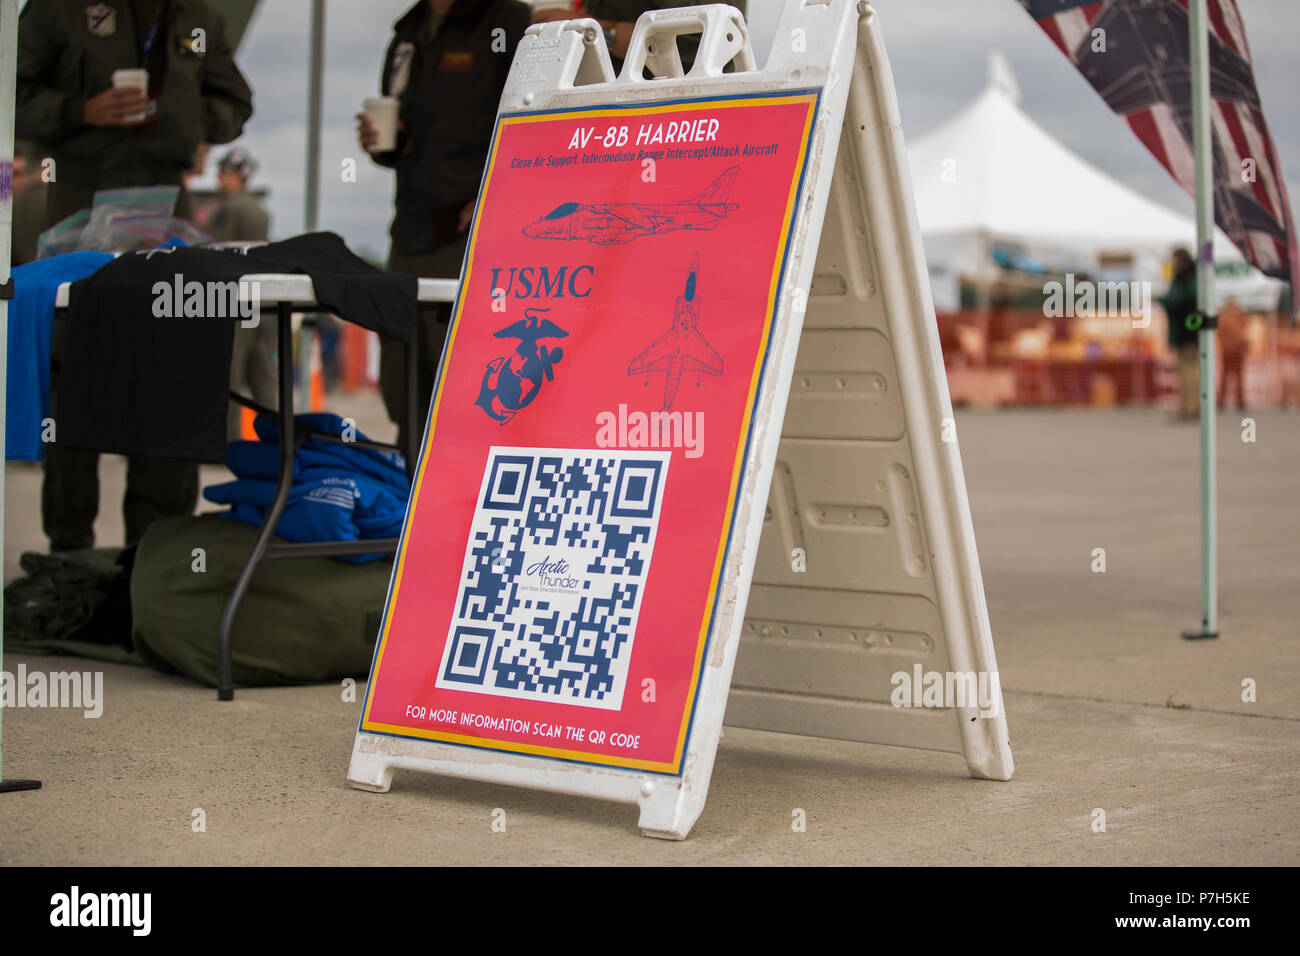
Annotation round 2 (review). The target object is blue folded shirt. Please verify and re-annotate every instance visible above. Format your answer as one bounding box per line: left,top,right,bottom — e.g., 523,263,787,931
203,412,410,563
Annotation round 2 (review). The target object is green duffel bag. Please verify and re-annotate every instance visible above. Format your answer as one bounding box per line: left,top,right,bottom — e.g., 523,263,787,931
131,515,392,687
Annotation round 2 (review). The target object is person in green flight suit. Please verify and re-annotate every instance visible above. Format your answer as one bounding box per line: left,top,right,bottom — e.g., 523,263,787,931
16,0,254,551
208,145,268,243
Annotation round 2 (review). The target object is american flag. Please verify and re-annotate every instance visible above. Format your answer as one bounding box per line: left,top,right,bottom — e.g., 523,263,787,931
1019,0,1297,297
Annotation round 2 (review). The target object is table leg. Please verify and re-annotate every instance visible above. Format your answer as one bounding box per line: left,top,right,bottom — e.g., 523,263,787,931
406,327,419,479
217,302,296,700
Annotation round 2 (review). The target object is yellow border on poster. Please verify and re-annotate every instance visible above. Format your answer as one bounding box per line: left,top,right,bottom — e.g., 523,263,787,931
361,91,818,774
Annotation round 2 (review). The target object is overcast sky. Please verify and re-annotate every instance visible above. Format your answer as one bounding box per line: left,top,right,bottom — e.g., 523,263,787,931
215,0,1300,261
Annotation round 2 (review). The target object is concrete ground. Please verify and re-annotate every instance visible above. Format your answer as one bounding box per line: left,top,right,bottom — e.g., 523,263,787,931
1,400,1297,864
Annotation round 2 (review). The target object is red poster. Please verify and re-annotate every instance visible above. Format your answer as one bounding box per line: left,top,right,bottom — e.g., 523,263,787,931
361,91,819,774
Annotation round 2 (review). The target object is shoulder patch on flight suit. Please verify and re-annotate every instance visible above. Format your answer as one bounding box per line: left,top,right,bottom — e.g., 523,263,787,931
438,50,475,73
85,2,117,37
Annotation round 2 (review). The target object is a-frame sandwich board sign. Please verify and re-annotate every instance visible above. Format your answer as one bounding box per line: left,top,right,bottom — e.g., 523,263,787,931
349,0,1013,841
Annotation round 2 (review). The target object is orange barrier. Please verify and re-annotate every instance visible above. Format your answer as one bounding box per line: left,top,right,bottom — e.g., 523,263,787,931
309,331,325,411
341,323,374,392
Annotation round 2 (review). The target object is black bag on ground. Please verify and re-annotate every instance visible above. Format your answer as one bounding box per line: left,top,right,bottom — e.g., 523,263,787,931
131,516,390,687
3,547,137,663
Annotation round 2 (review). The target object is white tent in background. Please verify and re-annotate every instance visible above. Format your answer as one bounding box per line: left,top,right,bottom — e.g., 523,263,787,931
906,52,1282,309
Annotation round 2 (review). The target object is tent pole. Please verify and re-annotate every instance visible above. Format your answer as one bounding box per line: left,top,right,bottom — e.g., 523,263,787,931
0,0,41,791
304,0,324,234
1184,0,1219,640
298,0,325,412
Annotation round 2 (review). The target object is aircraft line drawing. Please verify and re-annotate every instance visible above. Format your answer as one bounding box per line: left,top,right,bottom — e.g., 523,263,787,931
522,166,739,245
628,253,723,411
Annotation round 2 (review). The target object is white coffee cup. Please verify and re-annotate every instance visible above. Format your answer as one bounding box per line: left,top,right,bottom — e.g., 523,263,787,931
111,68,149,124
363,96,400,152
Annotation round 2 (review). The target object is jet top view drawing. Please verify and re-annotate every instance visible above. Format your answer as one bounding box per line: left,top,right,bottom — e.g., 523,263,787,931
628,253,724,412
522,166,740,244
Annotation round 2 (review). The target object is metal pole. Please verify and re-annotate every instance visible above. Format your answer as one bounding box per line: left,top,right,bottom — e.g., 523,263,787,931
218,302,296,700
0,0,42,791
299,0,325,411
304,0,324,234
1184,0,1218,640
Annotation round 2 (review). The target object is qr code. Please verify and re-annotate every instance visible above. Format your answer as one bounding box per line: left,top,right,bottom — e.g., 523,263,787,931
437,447,670,710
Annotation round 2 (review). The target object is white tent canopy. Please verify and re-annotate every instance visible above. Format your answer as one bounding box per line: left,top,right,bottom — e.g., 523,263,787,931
905,51,1283,306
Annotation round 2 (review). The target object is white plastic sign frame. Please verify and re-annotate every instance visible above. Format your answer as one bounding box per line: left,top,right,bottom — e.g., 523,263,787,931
349,0,1012,840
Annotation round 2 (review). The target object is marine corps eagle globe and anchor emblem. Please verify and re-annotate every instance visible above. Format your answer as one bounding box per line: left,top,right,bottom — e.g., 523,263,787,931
474,308,568,425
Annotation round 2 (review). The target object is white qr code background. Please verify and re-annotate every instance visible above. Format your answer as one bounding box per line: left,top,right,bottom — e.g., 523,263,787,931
436,447,670,710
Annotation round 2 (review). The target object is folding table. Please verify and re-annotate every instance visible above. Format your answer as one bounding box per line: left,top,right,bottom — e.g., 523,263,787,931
55,272,458,699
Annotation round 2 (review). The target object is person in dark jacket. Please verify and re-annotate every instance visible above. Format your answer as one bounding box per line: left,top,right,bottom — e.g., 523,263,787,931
16,0,254,551
357,0,529,450
1159,248,1200,420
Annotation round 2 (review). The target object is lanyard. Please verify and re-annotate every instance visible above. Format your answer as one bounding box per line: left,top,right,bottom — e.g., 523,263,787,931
141,14,162,64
